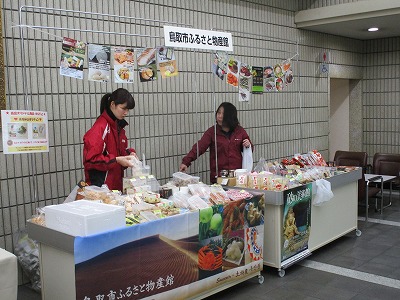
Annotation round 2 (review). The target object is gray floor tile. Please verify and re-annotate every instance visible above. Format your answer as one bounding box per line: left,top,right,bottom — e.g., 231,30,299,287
327,276,373,294
387,268,400,281
327,255,366,269
382,245,400,258
360,283,400,299
355,261,394,277
340,244,390,261
314,285,358,300
369,254,400,269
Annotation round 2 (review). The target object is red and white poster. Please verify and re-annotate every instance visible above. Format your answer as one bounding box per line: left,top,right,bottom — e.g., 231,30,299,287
1,110,49,154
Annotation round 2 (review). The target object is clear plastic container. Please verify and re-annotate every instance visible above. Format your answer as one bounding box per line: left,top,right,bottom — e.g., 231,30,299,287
172,172,200,187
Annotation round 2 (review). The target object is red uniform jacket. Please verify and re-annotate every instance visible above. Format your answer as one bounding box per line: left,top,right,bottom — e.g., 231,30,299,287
83,111,135,191
182,124,252,183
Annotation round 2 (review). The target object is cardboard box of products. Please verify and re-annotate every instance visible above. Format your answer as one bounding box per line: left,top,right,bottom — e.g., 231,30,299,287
217,177,237,186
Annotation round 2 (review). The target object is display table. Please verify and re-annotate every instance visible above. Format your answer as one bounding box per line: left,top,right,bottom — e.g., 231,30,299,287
364,173,396,220
235,168,362,277
28,192,265,300
0,248,18,300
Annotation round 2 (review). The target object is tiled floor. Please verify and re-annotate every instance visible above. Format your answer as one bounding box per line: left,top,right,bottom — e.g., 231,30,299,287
18,192,400,300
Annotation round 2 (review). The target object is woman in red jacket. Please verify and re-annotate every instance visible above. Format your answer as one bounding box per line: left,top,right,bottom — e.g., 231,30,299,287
180,102,252,183
83,88,136,191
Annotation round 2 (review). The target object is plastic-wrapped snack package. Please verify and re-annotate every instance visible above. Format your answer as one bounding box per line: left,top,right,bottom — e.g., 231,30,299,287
268,175,289,191
82,185,117,204
188,183,211,199
209,185,230,204
170,190,191,208
247,172,260,189
187,195,209,210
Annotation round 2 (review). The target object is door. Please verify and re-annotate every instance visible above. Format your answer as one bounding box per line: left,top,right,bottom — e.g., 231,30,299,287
329,78,350,161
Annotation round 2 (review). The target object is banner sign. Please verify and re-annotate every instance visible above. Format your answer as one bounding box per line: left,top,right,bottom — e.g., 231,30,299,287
281,183,312,265
74,191,264,299
164,26,233,51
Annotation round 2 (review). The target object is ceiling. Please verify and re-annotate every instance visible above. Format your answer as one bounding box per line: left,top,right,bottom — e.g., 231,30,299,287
295,0,400,40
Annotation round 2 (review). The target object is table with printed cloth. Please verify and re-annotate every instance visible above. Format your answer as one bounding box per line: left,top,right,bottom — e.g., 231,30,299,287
27,189,265,300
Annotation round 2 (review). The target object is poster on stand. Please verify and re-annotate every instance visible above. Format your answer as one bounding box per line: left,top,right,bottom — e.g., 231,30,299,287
281,183,312,265
59,37,86,79
88,44,111,82
113,47,135,83
1,110,49,154
157,46,178,78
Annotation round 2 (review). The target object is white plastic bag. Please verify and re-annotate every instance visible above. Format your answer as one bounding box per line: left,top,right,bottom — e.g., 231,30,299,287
242,146,253,172
313,179,334,206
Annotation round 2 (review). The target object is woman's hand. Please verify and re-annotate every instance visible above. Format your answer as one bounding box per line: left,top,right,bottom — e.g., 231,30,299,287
243,139,251,148
179,164,188,172
129,152,139,159
116,156,134,168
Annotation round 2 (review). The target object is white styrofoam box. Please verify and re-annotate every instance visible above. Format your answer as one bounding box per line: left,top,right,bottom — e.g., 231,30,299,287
44,200,125,236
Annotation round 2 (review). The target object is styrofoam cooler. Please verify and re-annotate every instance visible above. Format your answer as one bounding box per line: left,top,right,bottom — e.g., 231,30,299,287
44,200,125,236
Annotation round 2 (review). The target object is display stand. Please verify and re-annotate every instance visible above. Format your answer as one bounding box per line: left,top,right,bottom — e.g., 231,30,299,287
28,201,264,300
234,168,362,277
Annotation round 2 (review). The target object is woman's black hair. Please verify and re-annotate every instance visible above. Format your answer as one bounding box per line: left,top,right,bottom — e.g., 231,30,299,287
216,102,239,130
100,88,135,114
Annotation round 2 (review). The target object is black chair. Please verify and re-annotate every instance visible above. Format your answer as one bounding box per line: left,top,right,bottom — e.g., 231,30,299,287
372,153,400,210
372,153,400,190
334,150,381,221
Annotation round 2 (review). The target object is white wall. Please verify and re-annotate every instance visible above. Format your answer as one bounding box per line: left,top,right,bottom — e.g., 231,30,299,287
329,78,350,161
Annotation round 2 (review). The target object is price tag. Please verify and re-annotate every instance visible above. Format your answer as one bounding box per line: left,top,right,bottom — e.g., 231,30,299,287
220,178,229,186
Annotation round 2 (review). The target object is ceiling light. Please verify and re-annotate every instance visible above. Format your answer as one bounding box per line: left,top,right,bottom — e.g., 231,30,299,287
368,27,379,32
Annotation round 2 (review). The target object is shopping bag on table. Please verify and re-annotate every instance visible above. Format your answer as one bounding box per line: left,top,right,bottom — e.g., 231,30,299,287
313,179,334,206
242,146,253,172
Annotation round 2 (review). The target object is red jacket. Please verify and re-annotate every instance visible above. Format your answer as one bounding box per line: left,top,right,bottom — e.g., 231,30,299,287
83,111,135,191
182,124,252,183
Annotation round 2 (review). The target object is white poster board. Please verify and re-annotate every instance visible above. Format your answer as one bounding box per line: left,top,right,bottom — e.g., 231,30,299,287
164,26,233,52
1,110,49,154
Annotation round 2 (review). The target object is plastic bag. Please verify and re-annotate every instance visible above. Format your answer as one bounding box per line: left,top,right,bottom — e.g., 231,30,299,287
242,146,253,172
313,179,334,206
254,157,269,173
13,229,41,292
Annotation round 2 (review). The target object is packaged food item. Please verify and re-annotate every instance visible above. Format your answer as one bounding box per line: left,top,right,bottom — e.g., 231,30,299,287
143,191,161,204
81,185,117,204
172,172,200,187
187,195,209,210
226,189,253,201
170,190,191,209
234,169,248,187
247,172,260,189
188,183,211,199
209,185,230,204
